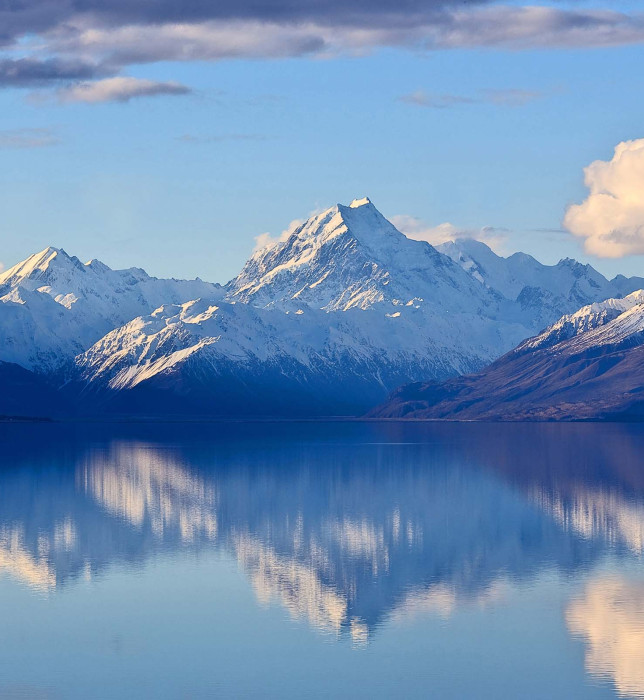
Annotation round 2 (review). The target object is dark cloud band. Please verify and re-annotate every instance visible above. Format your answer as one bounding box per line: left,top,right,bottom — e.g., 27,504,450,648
0,58,105,87
0,0,485,38
0,2,643,95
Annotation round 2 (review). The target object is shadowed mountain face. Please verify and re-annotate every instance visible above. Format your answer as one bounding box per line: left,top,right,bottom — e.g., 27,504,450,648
371,291,644,421
0,361,62,419
1,422,643,639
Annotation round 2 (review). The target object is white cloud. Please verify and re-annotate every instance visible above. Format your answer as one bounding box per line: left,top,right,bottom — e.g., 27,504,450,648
428,6,644,51
253,218,304,253
56,77,191,104
47,20,326,65
253,207,329,253
391,215,508,253
564,139,644,257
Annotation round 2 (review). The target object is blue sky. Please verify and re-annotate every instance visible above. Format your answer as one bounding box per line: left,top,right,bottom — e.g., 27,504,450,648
1,0,644,282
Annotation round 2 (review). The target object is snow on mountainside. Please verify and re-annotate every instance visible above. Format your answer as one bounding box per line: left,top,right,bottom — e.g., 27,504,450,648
227,198,499,314
437,238,644,330
71,198,546,415
517,290,644,353
4,197,644,418
370,290,644,421
73,296,506,416
0,247,221,372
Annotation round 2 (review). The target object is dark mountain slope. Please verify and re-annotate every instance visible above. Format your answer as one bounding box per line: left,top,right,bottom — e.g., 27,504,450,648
370,291,644,421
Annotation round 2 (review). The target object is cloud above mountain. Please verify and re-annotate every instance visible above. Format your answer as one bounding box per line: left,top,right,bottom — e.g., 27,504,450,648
391,215,508,253
1,2,644,100
253,216,312,253
564,139,644,257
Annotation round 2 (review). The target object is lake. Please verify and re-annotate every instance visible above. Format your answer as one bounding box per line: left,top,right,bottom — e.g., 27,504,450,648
0,421,643,699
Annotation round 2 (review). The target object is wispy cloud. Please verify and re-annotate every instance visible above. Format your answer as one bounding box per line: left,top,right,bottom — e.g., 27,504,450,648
399,90,477,108
400,87,543,109
56,77,191,104
482,88,543,106
0,127,59,149
391,215,509,253
253,210,328,253
177,133,270,144
253,218,304,253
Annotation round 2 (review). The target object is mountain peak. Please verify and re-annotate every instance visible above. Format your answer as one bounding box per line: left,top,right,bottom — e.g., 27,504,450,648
0,246,71,287
227,197,484,312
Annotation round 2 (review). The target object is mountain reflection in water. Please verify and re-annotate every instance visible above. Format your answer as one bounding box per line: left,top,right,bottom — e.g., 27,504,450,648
0,421,643,697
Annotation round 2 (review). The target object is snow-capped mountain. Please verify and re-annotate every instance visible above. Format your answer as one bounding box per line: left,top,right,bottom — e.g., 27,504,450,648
517,290,644,353
3,197,644,418
68,198,535,416
437,238,644,330
72,296,496,416
371,290,644,421
228,198,496,314
0,247,221,372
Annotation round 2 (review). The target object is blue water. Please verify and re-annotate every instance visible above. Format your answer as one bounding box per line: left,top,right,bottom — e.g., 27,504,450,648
0,421,643,699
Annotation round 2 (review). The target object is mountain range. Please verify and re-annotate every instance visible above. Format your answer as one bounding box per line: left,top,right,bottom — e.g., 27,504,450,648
2,197,644,419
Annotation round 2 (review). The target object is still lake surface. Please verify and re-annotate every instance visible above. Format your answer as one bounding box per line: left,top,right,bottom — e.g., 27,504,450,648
0,421,643,699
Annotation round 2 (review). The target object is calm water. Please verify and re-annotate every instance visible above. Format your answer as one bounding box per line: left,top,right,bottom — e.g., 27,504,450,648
0,421,643,699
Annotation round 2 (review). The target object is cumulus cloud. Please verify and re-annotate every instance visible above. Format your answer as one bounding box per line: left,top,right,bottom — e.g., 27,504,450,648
400,87,542,109
391,215,508,252
0,128,59,149
56,77,191,103
564,139,644,258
